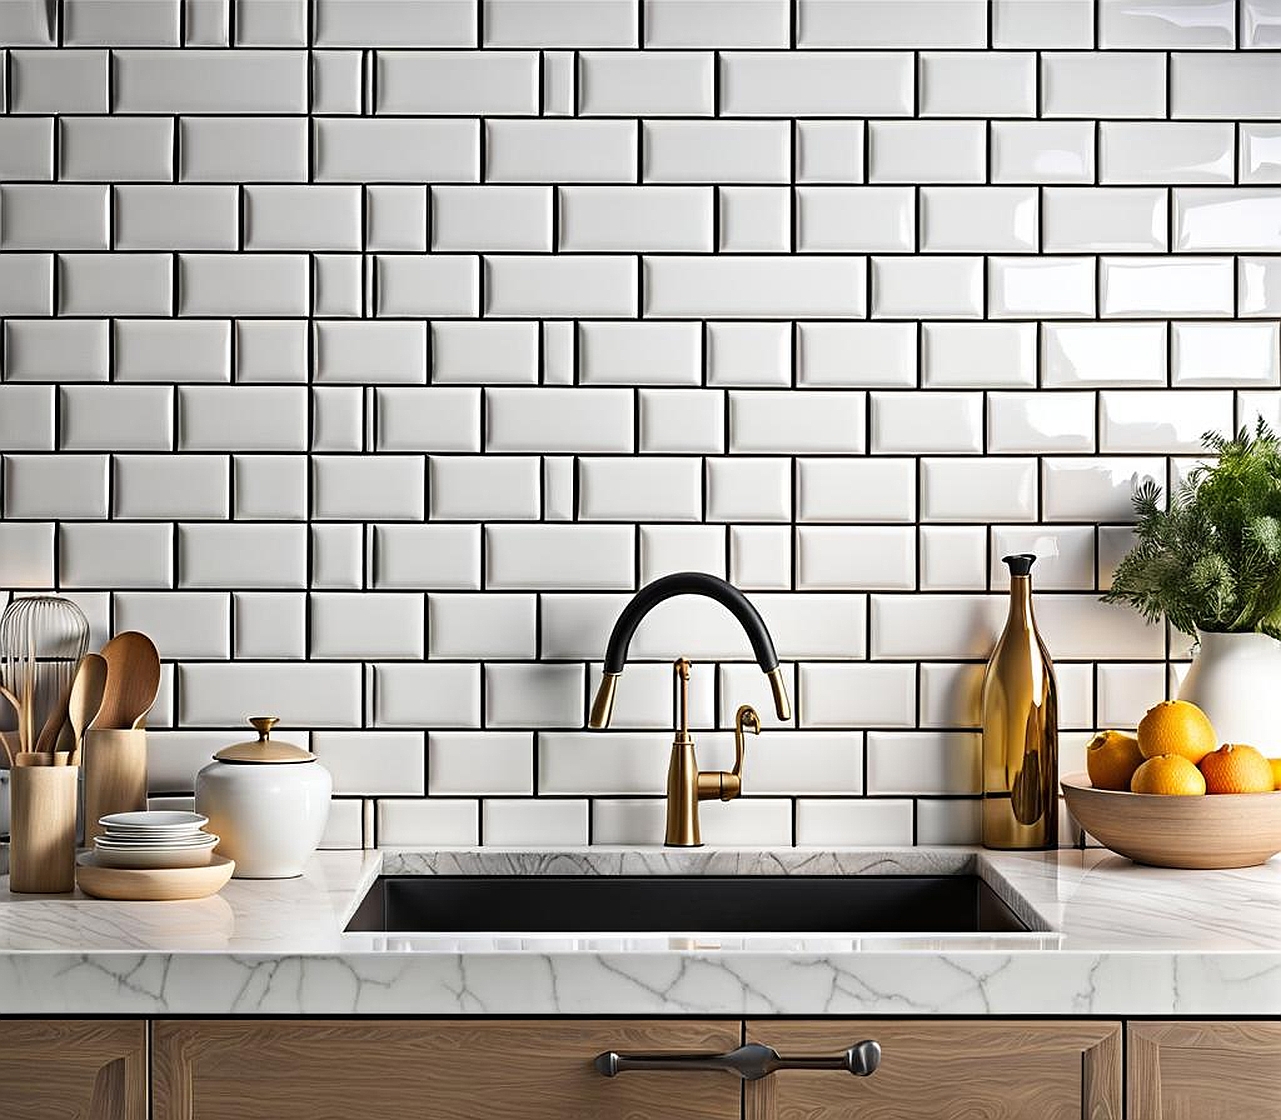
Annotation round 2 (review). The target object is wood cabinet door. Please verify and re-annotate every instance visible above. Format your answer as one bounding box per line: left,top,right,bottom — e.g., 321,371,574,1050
745,1019,1121,1120
153,1018,743,1120
0,1020,146,1120
1129,1021,1281,1120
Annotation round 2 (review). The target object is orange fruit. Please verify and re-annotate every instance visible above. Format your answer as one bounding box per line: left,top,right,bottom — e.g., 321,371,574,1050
1130,754,1207,796
1270,758,1281,791
1198,743,1275,794
1085,730,1145,791
1136,700,1217,765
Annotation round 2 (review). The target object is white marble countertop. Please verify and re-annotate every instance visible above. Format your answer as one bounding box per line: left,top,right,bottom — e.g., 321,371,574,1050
0,846,1279,1016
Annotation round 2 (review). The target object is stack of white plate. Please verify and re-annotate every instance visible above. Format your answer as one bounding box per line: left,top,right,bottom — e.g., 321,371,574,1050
93,811,219,869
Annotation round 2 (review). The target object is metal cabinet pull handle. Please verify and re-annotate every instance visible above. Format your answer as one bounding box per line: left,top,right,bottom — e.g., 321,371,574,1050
594,1040,881,1081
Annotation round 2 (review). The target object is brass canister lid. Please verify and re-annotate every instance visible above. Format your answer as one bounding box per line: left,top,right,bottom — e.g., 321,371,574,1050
214,717,316,764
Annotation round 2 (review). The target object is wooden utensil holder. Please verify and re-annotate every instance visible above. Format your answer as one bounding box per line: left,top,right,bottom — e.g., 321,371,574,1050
84,728,148,845
10,759,78,893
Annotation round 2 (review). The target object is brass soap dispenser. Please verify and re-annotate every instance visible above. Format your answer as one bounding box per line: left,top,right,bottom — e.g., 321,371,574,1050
982,553,1058,850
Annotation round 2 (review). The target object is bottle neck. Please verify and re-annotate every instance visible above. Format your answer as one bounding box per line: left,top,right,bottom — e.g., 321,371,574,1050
1006,574,1033,627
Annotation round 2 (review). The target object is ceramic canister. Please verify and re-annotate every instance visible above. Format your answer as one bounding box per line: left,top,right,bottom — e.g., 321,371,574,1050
194,717,331,879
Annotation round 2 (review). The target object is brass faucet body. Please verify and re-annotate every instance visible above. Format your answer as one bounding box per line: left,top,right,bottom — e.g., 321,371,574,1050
664,659,761,847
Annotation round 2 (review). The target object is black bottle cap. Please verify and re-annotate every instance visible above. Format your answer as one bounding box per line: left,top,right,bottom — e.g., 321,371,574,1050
1002,553,1037,577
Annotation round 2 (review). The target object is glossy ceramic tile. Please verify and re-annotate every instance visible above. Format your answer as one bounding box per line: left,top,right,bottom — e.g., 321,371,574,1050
1042,321,1168,386
990,121,1096,184
1099,390,1234,451
1100,256,1235,318
987,392,1097,453
1171,321,1281,387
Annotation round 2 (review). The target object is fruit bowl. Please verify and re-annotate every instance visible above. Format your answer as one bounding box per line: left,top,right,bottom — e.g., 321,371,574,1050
1061,772,1281,869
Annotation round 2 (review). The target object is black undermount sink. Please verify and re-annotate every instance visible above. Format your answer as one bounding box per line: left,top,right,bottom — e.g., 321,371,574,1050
346,876,1030,935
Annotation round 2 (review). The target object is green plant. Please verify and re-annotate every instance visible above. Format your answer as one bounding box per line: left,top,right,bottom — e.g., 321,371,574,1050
1103,420,1281,638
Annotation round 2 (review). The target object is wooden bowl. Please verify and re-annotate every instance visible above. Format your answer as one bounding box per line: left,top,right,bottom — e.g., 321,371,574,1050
1061,772,1281,869
76,853,234,901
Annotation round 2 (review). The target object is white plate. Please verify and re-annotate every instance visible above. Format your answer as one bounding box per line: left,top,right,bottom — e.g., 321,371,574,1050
90,844,220,870
99,826,207,839
95,835,218,850
98,811,208,831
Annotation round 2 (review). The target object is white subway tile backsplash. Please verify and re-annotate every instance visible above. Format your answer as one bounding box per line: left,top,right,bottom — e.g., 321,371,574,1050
869,121,986,183
237,321,309,382
1240,257,1281,316
1042,456,1165,521
722,51,913,116
115,320,230,383
180,117,305,183
645,0,789,46
487,524,635,590
795,798,913,846
377,51,537,115
562,186,712,253
1042,187,1168,252
430,594,536,658
430,457,540,521
798,0,986,47
376,254,479,318
729,524,791,589
1043,321,1168,386
482,799,590,847
988,391,1097,452
1099,0,1233,47
580,51,713,117
10,50,109,114
4,454,108,519
990,121,1096,184
796,526,916,590
644,121,790,183
60,522,173,588
179,524,307,588
115,454,228,519
995,0,1094,47
719,187,790,253
487,256,636,318
1100,256,1235,317
801,663,917,728
179,386,306,451
233,592,304,660
920,51,1036,117
179,254,310,317
115,186,237,251
114,49,306,113
1172,321,1281,386
1241,125,1281,182
245,185,361,251
1100,389,1234,451
319,322,427,385
871,256,984,319
579,457,702,521
429,732,531,796
921,457,1038,521
639,525,726,583
1175,188,1281,251
61,385,173,451
313,455,425,520
730,390,865,453
485,663,584,728
432,186,551,253
867,732,981,795
486,387,631,453
580,322,701,386
0,117,53,181
795,121,864,184
367,186,427,252
922,322,1037,388
4,319,108,381
375,525,480,591
1101,122,1235,184
706,321,791,386
871,392,984,454
797,458,916,523
0,254,53,316
706,458,792,522
797,323,916,387
1,184,108,249
1042,51,1167,118
646,256,866,319
797,187,914,253
374,663,480,729
488,120,637,183
989,257,1095,319
0,386,54,451
1170,51,1281,118
316,119,479,184
311,593,424,660
315,0,475,46
59,253,172,316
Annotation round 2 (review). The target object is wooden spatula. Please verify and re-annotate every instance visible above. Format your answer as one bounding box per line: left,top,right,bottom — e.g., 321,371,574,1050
63,652,108,766
96,633,160,732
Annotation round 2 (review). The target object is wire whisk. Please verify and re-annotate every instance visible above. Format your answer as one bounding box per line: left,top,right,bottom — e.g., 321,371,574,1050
0,597,90,759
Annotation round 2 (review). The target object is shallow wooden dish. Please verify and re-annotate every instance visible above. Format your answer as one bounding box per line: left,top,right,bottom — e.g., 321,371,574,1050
1061,772,1281,869
75,852,234,901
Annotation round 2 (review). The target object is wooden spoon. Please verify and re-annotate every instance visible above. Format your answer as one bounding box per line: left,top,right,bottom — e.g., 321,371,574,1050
96,633,160,731
64,652,108,766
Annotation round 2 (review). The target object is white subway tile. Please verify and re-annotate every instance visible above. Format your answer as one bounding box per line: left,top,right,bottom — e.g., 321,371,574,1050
0,184,108,249
64,0,179,44
1043,321,1168,386
1243,0,1281,46
1042,51,1166,118
10,50,109,114
233,455,306,520
988,391,1097,453
430,456,540,520
872,256,983,319
179,524,307,589
315,119,478,184
483,799,589,847
1097,663,1167,728
1241,124,1281,182
58,253,171,316
542,50,575,115
431,186,551,253
542,321,574,385
795,798,913,846
313,731,424,797
0,386,54,451
310,525,364,590
729,524,792,589
377,50,537,114
579,321,701,385
645,0,789,46
637,388,723,454
114,454,228,520
3,319,108,381
0,524,55,589
800,663,915,729
729,389,864,453
1042,187,1167,252
707,322,792,386
0,2,56,45
1241,257,1281,317
561,186,712,252
991,121,1096,184
234,0,306,45
1100,256,1234,318
310,49,362,112
920,51,1036,116
639,525,726,583
311,388,362,453
871,391,983,454
1171,322,1281,387
178,385,306,451
1101,122,1234,185
317,322,427,385
315,0,476,46
796,526,916,590
376,255,479,318
579,457,702,521
798,0,986,47
367,185,427,252
487,120,637,183
486,256,637,318
245,185,361,250
867,732,980,795
0,117,52,180
485,663,584,728
61,384,173,451
60,523,173,589
719,186,790,253
486,387,632,453
0,254,52,316
921,458,1038,521
989,257,1095,319
1100,389,1233,452
4,454,107,518
1175,188,1281,251
114,49,307,113
237,321,309,383
486,524,634,590
374,525,480,591
922,322,1037,388
917,799,981,845
1170,51,1281,117
797,457,916,523
313,456,425,520
1100,0,1233,46
796,121,864,184
721,50,913,116
313,254,362,319
429,732,531,796
869,120,986,183
797,322,916,387
115,185,237,250
377,799,478,848
484,0,635,46
374,663,480,728
760,593,870,660
646,256,865,319
179,116,305,183
644,121,789,184
180,664,356,728
429,593,536,658
990,525,1095,591
115,592,229,660
179,254,310,317
580,50,712,116
919,661,984,726
1042,456,1165,522
310,593,424,659
797,186,913,252
115,320,230,383
706,458,792,522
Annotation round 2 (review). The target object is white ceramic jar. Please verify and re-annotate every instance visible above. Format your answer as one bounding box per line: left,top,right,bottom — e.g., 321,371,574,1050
194,717,331,879
1179,630,1281,755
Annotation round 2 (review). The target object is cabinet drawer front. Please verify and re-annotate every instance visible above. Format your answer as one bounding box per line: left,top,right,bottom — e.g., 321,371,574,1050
1130,1021,1281,1120
154,1018,742,1120
0,1020,146,1120
746,1020,1121,1120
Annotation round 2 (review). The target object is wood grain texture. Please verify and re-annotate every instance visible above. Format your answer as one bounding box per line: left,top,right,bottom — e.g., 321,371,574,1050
745,1020,1122,1120
1062,772,1281,869
76,852,233,900
1129,1021,1281,1120
96,632,160,732
9,761,78,892
0,1020,145,1120
153,1019,743,1120
83,729,148,844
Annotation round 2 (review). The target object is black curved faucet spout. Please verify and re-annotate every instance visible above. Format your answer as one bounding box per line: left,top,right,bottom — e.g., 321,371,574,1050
588,572,791,728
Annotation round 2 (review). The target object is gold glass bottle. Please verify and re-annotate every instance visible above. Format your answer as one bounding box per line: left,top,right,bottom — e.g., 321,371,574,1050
982,553,1058,850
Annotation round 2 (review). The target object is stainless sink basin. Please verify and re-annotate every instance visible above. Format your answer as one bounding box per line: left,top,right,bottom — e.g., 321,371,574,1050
345,875,1030,935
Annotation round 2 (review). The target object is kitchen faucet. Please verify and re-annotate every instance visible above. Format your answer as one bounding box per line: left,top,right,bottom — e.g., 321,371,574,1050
588,572,791,846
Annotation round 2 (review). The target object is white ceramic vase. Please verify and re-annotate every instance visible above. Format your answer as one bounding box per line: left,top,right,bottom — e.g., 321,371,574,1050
1178,630,1281,754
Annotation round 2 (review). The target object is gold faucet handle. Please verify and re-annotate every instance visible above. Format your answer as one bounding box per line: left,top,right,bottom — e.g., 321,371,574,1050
732,704,761,782
700,704,761,803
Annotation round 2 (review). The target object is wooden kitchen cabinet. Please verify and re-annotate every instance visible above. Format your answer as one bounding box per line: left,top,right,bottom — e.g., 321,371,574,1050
745,1019,1122,1120
0,1020,146,1120
1129,1021,1281,1120
152,1018,743,1120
